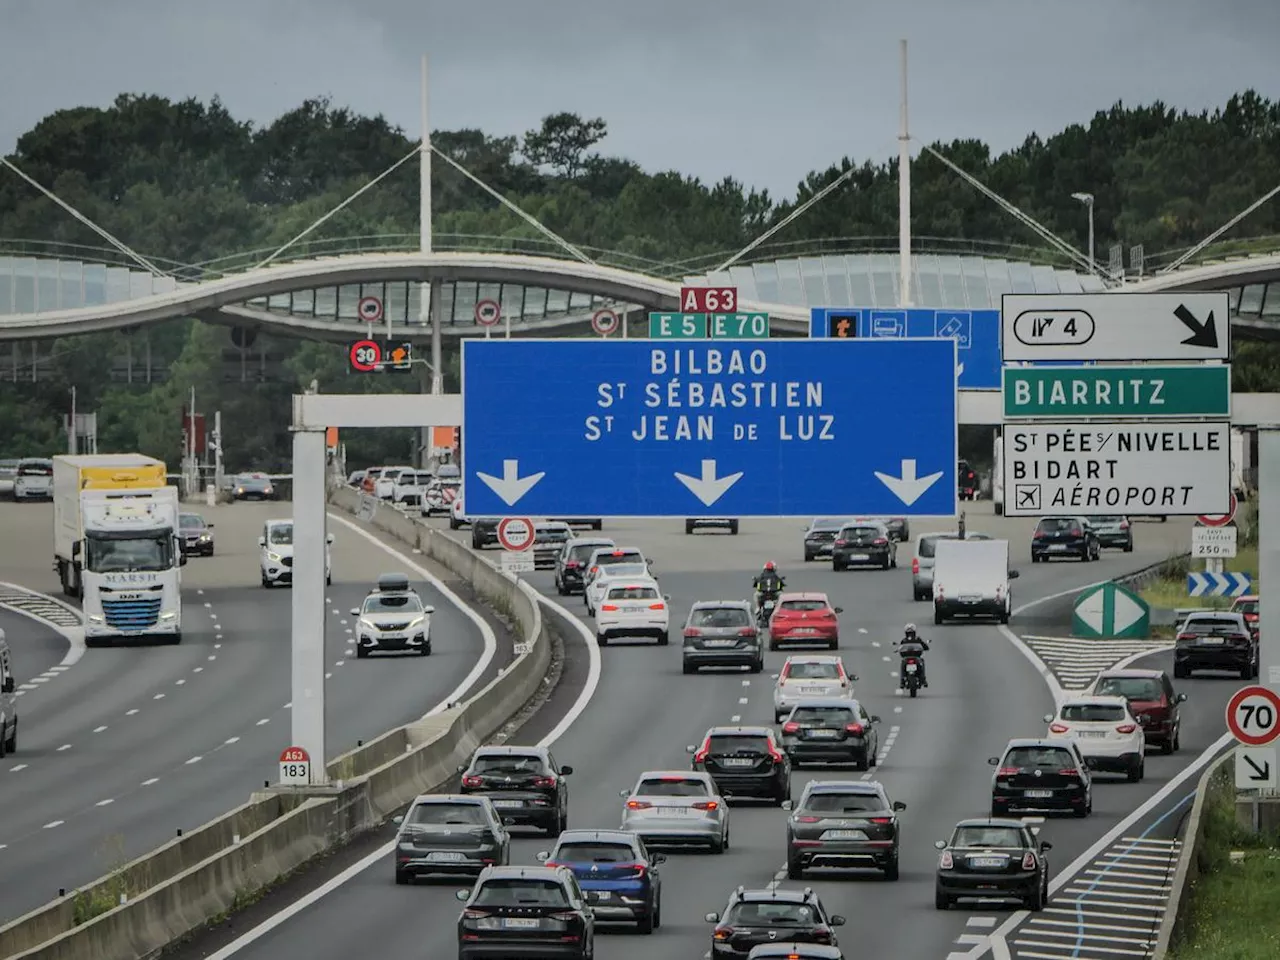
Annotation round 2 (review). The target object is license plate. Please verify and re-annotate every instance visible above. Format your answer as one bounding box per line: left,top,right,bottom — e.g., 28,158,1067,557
807,729,839,738
704,639,736,647
425,851,466,862
800,685,826,694
504,917,540,929
590,891,611,901
822,829,867,840
721,757,755,767
1077,730,1105,738
849,553,869,561
1049,544,1067,551
905,663,918,673
960,596,980,603
793,628,817,635
491,800,523,808
971,856,1007,868
659,805,696,816
1024,789,1053,798
1199,637,1225,645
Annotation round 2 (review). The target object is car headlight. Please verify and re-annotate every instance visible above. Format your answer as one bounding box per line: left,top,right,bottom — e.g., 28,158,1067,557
264,486,274,494
199,534,211,541
267,552,282,563
88,615,103,624
236,487,245,494
407,616,427,629
358,618,376,633
160,611,177,621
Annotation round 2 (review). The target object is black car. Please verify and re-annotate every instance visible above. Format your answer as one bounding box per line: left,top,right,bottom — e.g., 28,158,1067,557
784,779,905,880
1031,516,1099,562
935,818,1051,910
689,726,791,804
990,738,1092,818
831,522,897,571
471,518,501,549
779,699,881,770
1175,612,1258,679
686,517,740,535
682,601,763,674
537,829,664,933
393,794,510,883
232,474,276,501
459,745,572,835
456,865,594,960
554,537,615,596
178,512,214,556
706,886,845,960
958,460,978,501
803,518,848,561
533,522,573,570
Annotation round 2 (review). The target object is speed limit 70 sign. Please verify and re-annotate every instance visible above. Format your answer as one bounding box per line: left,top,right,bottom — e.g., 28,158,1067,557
1226,686,1280,746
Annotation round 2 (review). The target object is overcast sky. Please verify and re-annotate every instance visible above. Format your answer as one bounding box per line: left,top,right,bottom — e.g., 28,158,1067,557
3,0,1279,200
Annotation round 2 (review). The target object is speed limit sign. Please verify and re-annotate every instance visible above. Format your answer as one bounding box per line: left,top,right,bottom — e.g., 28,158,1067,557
1226,685,1280,746
348,339,382,372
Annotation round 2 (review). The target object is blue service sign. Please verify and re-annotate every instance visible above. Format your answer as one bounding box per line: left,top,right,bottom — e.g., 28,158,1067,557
461,339,958,518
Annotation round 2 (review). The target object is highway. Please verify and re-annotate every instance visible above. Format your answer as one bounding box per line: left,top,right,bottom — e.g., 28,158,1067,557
0,500,500,924
182,507,1232,960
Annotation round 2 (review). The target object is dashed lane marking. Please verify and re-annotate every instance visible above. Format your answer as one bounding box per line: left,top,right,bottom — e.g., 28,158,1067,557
9,764,27,772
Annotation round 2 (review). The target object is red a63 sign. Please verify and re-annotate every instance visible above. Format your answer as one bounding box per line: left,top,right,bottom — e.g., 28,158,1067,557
680,286,737,314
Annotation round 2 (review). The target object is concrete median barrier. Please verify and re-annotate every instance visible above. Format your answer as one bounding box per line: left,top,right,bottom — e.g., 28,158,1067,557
1,488,548,960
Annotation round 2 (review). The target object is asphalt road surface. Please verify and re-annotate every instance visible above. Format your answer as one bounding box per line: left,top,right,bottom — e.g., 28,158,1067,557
192,508,1223,960
0,500,497,924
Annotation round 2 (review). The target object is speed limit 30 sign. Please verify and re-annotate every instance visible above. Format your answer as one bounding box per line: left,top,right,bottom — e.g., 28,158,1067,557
1226,685,1280,746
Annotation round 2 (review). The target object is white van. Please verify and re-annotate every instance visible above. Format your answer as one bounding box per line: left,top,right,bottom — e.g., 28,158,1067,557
0,631,19,757
932,538,1019,625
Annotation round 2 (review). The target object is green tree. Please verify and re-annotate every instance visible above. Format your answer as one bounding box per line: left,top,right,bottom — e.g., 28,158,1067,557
522,112,608,178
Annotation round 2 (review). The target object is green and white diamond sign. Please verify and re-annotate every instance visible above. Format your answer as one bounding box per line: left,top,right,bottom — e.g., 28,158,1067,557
1072,582,1150,639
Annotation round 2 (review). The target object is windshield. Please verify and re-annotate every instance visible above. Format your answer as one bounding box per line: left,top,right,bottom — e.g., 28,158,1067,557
786,662,839,680
18,461,52,476
707,734,768,754
363,594,424,614
569,543,611,562
727,902,816,925
595,552,642,568
179,515,205,529
1037,518,1079,533
1182,617,1247,635
268,524,293,545
607,585,659,600
536,527,571,544
85,533,174,573
1094,677,1163,700
802,792,884,814
810,519,845,531
780,599,828,612
690,607,750,628
1091,516,1125,524
473,879,569,907
238,476,270,488
554,841,636,862
381,469,403,480
1004,746,1076,769
1061,703,1126,722
636,777,708,797
790,705,855,723
407,802,488,826
843,526,882,538
472,754,547,775
952,826,1025,848
1234,601,1259,616
599,563,647,579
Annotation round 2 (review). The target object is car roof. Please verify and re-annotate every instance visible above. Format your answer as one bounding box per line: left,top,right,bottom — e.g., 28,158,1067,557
536,521,571,529
953,817,1030,829
690,599,753,609
783,654,842,664
735,887,815,904
1095,668,1164,679
1236,594,1259,602
1005,738,1073,749
568,537,614,546
474,745,547,757
778,592,830,602
790,697,859,709
555,829,637,844
266,518,291,526
636,769,712,781
806,780,882,794
410,792,490,805
607,582,660,591
707,726,773,736
1060,695,1130,708
479,865,566,881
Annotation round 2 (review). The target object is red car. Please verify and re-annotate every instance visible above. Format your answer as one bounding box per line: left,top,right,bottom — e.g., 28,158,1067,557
1090,669,1186,754
768,592,843,651
1231,595,1260,637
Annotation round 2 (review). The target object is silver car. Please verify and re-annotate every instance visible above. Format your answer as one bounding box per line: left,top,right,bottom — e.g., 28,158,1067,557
619,770,729,853
911,530,991,601
1087,516,1134,552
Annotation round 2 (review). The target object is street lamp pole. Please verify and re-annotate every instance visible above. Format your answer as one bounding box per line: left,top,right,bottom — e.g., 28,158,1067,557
1072,192,1095,275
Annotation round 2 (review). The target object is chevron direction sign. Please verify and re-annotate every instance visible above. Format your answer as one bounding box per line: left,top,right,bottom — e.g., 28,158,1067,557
1187,571,1254,598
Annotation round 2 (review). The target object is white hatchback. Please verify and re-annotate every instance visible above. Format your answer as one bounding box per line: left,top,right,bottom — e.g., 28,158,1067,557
583,552,650,615
773,655,854,722
594,581,670,646
1044,695,1146,781
259,519,333,587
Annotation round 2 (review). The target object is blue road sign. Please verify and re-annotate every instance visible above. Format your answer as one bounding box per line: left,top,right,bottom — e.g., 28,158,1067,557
1187,571,1253,598
462,339,958,518
810,307,1001,389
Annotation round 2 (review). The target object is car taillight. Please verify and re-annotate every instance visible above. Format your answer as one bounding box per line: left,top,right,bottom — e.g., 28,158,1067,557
812,928,833,943
1119,521,1130,529
997,767,1019,777
532,775,557,787
1177,633,1194,641
767,742,785,763
649,603,665,610
779,664,791,680
795,815,820,823
846,723,864,735
1116,724,1137,734
1033,531,1044,539
834,539,847,546
548,912,579,922
626,800,652,809
692,800,719,811
874,537,888,545
738,627,757,636
782,722,801,733
1058,768,1079,776
869,816,893,824
626,863,647,878
566,560,579,569
694,738,711,763
714,927,734,940
684,627,701,637
462,908,487,919
1070,528,1082,537
1021,852,1037,870
1049,722,1069,734
938,851,954,869
912,557,920,574
601,604,618,612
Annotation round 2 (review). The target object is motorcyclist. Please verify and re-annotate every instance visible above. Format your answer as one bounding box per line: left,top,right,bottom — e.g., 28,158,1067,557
753,562,786,621
897,623,930,688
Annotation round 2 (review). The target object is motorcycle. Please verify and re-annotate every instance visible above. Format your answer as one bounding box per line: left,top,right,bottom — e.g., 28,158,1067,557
757,594,778,629
902,657,923,698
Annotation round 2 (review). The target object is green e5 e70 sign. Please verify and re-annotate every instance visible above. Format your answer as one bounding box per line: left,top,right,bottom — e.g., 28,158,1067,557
648,312,770,340
1002,364,1231,419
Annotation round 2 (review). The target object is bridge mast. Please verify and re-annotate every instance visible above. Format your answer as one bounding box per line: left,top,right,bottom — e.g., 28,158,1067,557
420,53,444,466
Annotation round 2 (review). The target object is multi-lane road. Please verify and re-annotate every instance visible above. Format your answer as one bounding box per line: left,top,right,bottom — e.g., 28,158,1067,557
0,500,503,923
172,506,1238,960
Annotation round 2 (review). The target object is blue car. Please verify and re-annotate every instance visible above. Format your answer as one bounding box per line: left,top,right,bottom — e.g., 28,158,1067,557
537,829,663,933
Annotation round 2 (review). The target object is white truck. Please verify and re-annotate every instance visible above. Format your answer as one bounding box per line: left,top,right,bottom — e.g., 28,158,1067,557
52,455,185,646
932,538,1019,625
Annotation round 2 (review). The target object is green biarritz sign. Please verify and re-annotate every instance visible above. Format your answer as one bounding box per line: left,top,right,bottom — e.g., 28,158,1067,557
1003,364,1230,418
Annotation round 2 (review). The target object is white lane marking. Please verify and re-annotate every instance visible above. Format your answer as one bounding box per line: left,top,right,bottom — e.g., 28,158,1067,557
204,602,212,608
48,665,70,672
193,667,203,673
284,702,292,709
126,708,139,716
9,763,27,772
214,644,222,650
56,743,71,752
216,634,223,641
18,684,37,691
738,697,748,704
881,655,891,662
893,705,903,713
208,655,216,661
141,778,158,786
95,798,114,807
871,640,881,647
730,715,741,722
225,737,240,745
30,677,49,683
93,725,107,733
324,672,332,679
968,917,998,929
335,660,345,667
154,693,165,700
742,679,751,686
332,608,339,615
186,756,202,765
0,580,86,666
43,820,64,829
256,718,270,726
175,679,186,686
858,628,868,634
197,589,204,595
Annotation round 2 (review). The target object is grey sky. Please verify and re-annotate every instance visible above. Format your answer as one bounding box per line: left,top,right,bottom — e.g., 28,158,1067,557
4,0,1279,200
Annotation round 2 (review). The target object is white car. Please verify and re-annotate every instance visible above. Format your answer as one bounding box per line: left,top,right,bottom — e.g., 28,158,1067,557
618,769,729,853
420,478,461,517
374,466,414,499
1044,695,1146,781
584,556,651,616
594,581,669,646
449,494,469,529
773,655,854,722
13,458,53,501
350,572,434,657
259,519,333,587
392,470,432,506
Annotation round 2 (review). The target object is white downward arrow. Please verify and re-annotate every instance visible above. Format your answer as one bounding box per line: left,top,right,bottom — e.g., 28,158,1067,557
475,459,545,506
674,459,743,507
874,459,944,506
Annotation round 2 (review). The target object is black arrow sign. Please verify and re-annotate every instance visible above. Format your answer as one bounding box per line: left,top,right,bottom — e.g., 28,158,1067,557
1245,754,1272,782
1175,304,1219,349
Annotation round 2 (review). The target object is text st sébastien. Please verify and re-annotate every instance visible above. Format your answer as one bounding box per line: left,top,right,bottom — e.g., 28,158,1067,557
582,347,835,443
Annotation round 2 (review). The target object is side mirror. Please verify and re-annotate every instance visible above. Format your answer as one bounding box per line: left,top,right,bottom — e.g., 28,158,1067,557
781,799,794,811
560,765,574,776
535,851,550,862
934,839,947,850
1040,841,1053,851
705,912,720,923
502,817,515,825
1043,713,1054,723
326,533,334,544
830,915,846,926
455,890,470,902
892,800,907,811
619,789,629,798
1176,693,1188,703
850,674,860,682
988,756,1000,766
834,606,844,614
350,609,360,617
651,853,666,865
664,595,671,601
72,541,82,559
423,606,435,615
178,549,187,566
257,537,266,547
392,815,404,824
206,523,215,528
1,677,13,694
685,744,696,753
871,716,882,723
1008,570,1020,579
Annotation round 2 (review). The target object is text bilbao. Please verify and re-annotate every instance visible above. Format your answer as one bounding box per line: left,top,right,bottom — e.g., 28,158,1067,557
583,348,835,443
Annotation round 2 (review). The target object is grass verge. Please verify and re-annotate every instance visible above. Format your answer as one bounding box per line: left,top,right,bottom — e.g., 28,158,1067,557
1169,768,1280,959
1139,546,1258,612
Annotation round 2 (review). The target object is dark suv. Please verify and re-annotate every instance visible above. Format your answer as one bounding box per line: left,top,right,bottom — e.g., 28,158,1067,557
1031,516,1099,562
537,829,664,933
989,738,1092,818
1092,669,1186,752
784,780,905,880
459,746,573,835
554,537,615,595
831,522,896,571
689,726,791,804
456,865,593,960
470,517,501,549
1175,612,1258,679
705,886,845,959
682,601,763,674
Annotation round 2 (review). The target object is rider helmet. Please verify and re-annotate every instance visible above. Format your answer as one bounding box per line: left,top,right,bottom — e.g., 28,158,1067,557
763,561,776,572
903,623,917,638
